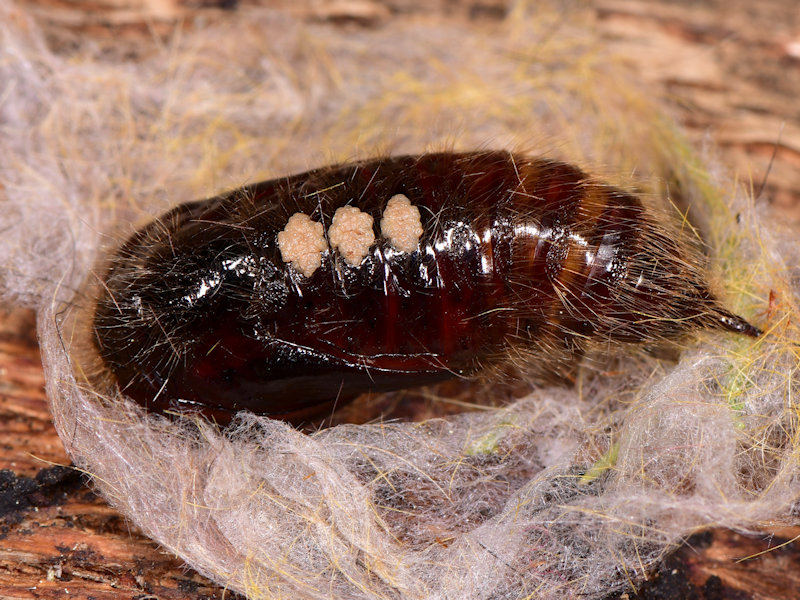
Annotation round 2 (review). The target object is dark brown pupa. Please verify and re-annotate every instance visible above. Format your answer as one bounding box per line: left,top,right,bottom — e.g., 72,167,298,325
91,151,760,424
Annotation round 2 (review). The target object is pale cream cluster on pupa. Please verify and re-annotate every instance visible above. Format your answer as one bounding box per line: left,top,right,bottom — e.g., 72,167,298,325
277,194,423,277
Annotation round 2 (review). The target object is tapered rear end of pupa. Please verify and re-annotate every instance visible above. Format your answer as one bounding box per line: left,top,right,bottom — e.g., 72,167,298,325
710,306,761,337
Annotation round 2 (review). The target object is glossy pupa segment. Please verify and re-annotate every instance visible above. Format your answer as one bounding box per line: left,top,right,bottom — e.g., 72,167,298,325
91,151,759,424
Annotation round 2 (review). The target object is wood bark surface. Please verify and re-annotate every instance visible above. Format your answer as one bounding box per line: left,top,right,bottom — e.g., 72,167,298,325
1,1,799,599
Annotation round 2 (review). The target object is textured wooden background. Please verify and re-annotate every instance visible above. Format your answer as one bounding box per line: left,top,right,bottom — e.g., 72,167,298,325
1,1,799,598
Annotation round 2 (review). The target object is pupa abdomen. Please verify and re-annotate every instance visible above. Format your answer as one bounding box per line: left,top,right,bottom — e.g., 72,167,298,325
92,151,759,424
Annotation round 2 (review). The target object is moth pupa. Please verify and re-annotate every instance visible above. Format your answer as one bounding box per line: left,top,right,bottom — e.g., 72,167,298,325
90,151,760,424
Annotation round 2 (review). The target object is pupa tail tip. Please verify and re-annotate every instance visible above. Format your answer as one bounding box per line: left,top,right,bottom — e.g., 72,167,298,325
718,312,762,338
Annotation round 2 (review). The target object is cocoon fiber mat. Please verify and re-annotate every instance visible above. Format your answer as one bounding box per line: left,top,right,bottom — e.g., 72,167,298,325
1,2,797,599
